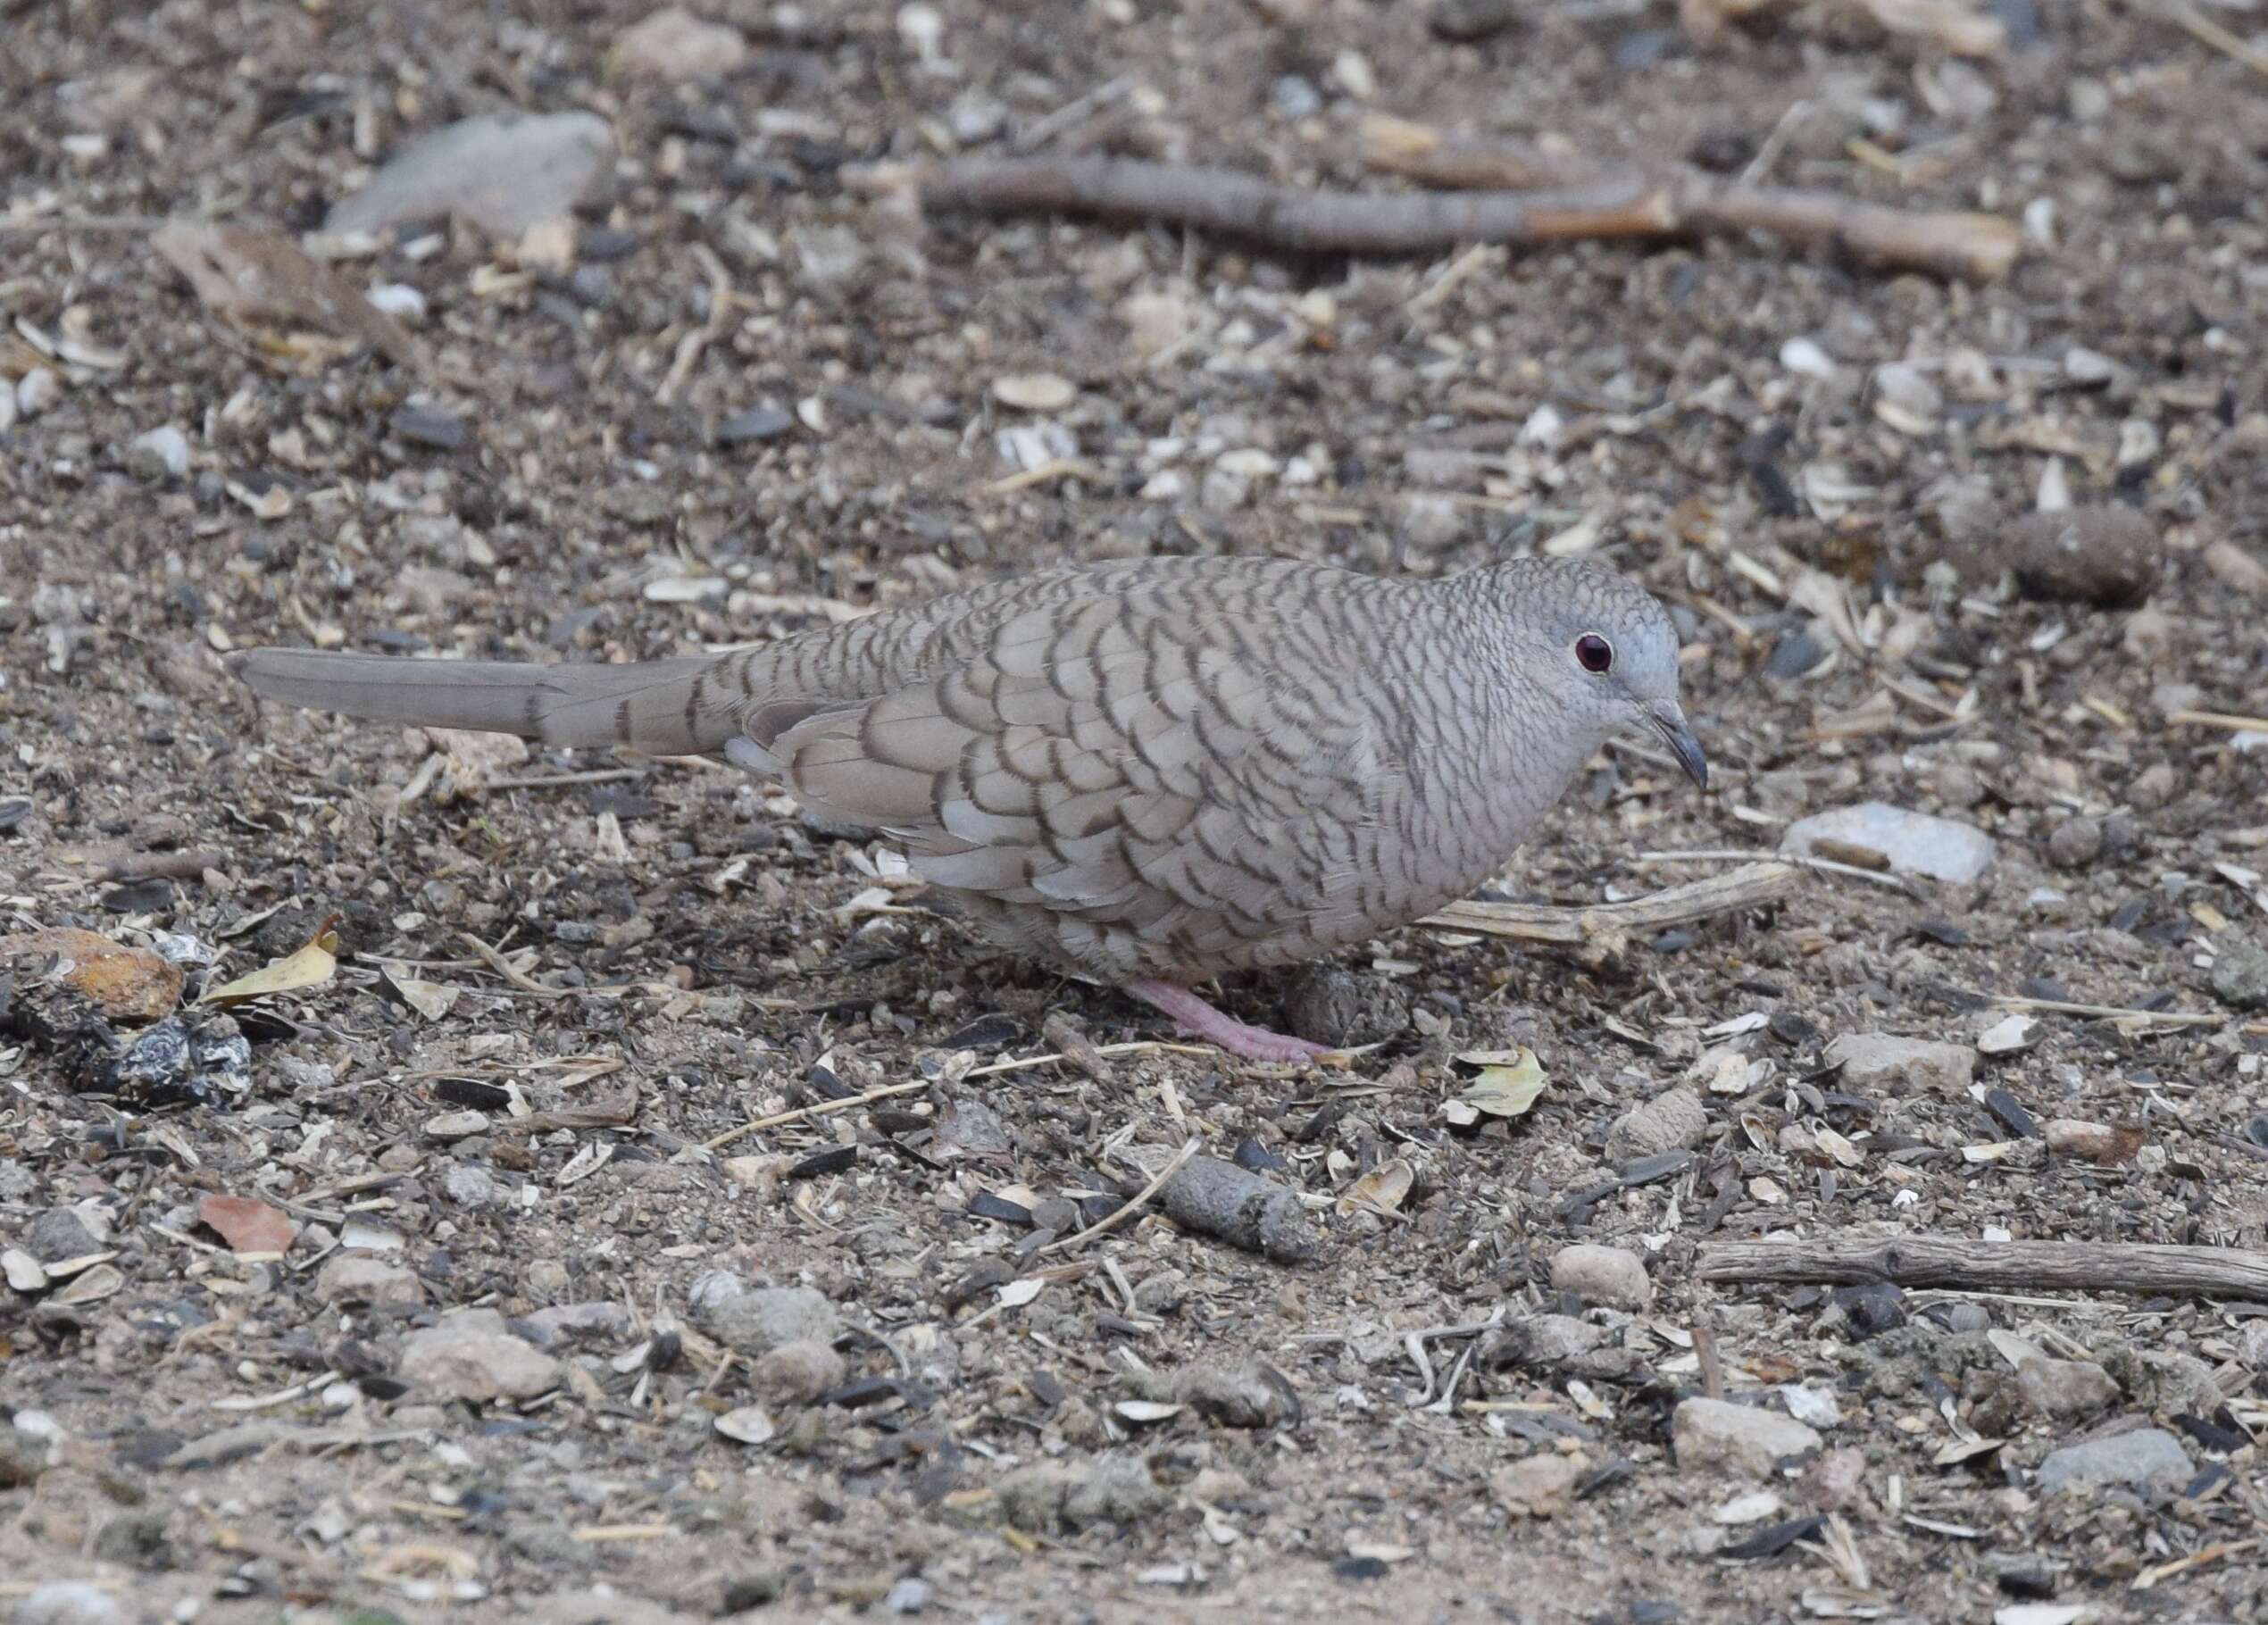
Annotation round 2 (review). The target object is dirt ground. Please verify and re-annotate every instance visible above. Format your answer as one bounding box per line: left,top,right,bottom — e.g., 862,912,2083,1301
5,1,2268,1621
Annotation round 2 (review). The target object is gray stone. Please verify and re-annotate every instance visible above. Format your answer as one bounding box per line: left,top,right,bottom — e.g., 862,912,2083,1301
613,4,746,80
2210,939,2268,1012
25,1208,101,1264
2046,816,2104,870
747,1338,847,1405
1672,1397,1822,1477
714,405,793,446
328,112,615,238
688,1274,842,1356
1270,75,1323,119
2007,506,2159,608
998,1455,1167,1533
13,1581,127,1625
2037,1428,2193,1495
1549,1244,1654,1312
1606,1087,1707,1161
1782,802,1996,883
313,1254,425,1307
400,1310,562,1402
1825,1032,1977,1096
518,1302,631,1348
2015,1358,2120,1419
442,1164,500,1207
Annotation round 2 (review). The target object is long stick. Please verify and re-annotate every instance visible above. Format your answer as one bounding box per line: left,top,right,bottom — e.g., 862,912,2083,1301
1361,119,2022,282
1421,861,1797,944
907,154,1677,257
1699,1235,2268,1299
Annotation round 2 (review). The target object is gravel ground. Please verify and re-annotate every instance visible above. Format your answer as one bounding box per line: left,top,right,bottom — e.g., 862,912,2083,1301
4,2,2267,1622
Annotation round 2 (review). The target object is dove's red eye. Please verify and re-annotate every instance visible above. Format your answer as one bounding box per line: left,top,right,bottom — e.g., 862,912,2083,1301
1574,634,1614,674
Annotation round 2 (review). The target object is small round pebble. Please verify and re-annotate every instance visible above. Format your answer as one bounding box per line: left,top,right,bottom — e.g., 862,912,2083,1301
2046,816,2103,870
1550,1243,1653,1312
2210,938,2268,1012
127,424,190,481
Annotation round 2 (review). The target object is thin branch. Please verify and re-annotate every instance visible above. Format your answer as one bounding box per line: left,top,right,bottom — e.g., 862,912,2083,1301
699,1040,1210,1151
1361,117,2023,282
1699,1234,2268,1299
901,155,1699,258
1038,1137,1200,1255
1635,847,1918,892
1422,860,1798,945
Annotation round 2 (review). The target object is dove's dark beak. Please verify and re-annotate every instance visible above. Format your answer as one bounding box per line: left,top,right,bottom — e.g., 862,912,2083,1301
1653,707,1709,790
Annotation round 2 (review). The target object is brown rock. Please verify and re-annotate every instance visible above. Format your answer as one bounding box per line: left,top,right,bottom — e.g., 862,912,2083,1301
196,1193,295,1255
400,1311,561,1402
747,1339,846,1406
2043,1119,2144,1164
1,929,183,1022
314,1254,427,1306
2006,506,2157,608
2202,538,2268,596
1492,1453,1585,1517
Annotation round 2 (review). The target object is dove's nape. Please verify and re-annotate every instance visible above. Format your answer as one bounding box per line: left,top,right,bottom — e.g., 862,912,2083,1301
227,554,1705,1064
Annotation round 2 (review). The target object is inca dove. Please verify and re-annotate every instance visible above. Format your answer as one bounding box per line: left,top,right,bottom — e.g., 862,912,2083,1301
231,555,1705,1060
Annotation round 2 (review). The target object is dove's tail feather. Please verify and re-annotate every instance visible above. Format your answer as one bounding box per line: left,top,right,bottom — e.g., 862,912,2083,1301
229,648,738,755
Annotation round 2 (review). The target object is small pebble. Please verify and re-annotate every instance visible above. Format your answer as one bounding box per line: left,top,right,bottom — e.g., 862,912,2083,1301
1825,1033,1976,1096
1269,75,1322,119
749,1338,848,1405
126,424,190,481
2037,1428,2193,1495
399,1310,561,1401
13,1582,127,1625
16,368,60,419
2007,506,2158,608
2210,939,2268,1011
1607,1088,1707,1160
1672,1398,1822,1478
1549,1244,1653,1312
390,404,467,452
2046,816,2103,871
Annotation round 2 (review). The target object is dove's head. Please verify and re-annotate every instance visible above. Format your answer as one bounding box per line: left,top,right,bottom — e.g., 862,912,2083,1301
1493,558,1708,789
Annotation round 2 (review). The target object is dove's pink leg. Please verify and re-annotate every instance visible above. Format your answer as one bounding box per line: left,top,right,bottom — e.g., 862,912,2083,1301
1126,979,1333,1062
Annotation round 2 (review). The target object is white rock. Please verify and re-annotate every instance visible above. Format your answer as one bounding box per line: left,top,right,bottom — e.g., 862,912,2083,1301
992,372,1076,412
1780,338,1838,379
1825,1032,1977,1096
126,424,190,480
1779,1383,1842,1427
1781,801,1996,883
313,1254,426,1307
13,1581,127,1625
17,368,60,419
327,112,615,238
1672,1397,1822,1477
1977,1013,2038,1054
1549,1244,1653,1312
1331,48,1376,100
365,282,429,321
613,4,746,80
399,1311,561,1401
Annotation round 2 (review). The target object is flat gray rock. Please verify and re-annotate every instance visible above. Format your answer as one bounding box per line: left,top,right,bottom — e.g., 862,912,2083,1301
2037,1427,2194,1495
327,112,614,238
1782,801,1996,884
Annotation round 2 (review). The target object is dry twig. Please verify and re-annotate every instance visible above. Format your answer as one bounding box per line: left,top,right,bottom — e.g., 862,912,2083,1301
1422,860,1798,944
1700,1234,2268,1299
1362,117,2022,282
1038,1137,1200,1255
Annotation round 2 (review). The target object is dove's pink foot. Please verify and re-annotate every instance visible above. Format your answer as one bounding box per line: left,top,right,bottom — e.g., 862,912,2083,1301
1127,979,1333,1062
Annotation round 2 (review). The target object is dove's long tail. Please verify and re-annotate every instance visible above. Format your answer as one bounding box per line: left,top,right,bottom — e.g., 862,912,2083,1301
228,648,738,755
